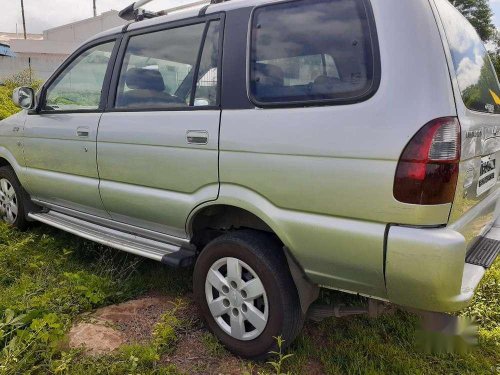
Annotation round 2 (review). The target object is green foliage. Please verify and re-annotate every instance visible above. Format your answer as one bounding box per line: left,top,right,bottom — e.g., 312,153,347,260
200,331,227,358
2,69,42,90
0,223,184,374
266,336,294,375
152,303,184,355
0,221,498,374
461,257,500,352
0,69,43,121
450,0,495,41
491,53,500,79
0,86,19,121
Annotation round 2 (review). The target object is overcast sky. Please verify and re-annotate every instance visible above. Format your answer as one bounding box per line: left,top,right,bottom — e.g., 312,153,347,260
0,0,192,34
2,0,500,34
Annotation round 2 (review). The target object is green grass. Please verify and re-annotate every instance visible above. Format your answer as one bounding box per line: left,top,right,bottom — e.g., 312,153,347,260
0,222,498,374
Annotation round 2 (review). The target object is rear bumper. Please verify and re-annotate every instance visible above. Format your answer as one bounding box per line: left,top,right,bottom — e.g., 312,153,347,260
385,225,496,312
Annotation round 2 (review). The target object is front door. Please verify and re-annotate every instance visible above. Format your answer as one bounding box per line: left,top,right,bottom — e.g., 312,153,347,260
97,16,223,238
23,39,118,216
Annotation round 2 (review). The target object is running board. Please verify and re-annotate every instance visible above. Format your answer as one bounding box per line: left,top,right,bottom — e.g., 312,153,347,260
466,236,500,268
28,211,190,263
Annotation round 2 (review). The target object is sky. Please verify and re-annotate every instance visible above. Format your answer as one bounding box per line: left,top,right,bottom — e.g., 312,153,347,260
1,0,500,35
0,0,192,34
493,0,500,28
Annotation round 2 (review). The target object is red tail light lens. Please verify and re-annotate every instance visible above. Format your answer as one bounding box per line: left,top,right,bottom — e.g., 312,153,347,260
394,117,461,205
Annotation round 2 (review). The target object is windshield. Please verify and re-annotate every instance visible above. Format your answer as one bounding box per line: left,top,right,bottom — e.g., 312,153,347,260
436,0,500,114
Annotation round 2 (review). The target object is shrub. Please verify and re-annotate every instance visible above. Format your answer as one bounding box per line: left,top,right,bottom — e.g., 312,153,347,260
0,69,42,121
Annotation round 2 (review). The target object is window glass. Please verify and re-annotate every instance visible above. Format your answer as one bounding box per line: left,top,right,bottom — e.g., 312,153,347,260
115,23,206,109
194,20,221,106
44,42,114,111
436,0,500,114
250,0,376,105
259,54,339,86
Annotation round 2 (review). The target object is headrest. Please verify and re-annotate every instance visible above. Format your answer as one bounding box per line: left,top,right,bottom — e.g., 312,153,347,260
125,68,165,92
254,63,284,86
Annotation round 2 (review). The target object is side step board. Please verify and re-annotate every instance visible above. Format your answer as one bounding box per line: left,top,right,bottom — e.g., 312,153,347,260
466,227,500,268
28,211,196,266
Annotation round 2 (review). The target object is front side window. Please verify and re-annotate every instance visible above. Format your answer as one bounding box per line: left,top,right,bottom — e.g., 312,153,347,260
436,0,500,114
250,0,377,106
44,41,115,111
115,21,220,110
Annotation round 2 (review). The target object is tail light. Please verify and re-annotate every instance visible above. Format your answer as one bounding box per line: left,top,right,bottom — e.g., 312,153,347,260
394,117,461,205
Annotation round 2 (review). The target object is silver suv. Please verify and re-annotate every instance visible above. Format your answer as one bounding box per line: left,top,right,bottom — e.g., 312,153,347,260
2,0,500,358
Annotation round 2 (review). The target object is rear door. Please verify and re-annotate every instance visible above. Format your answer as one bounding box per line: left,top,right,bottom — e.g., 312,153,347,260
434,0,500,243
97,15,223,238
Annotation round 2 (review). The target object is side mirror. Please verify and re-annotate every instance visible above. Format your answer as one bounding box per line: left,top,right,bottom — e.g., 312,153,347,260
12,87,35,110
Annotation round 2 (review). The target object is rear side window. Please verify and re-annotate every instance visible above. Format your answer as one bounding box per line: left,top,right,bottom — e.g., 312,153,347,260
249,0,378,106
436,0,500,114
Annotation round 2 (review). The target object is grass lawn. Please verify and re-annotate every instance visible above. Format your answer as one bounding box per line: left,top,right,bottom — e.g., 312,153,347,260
0,222,498,374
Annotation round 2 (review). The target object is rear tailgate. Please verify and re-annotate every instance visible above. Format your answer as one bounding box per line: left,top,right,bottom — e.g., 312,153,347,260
433,0,500,250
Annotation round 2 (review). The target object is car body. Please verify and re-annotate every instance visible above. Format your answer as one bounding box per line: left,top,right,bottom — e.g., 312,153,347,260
2,0,499,357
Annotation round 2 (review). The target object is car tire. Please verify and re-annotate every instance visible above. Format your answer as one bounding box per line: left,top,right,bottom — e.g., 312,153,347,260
0,166,29,230
193,230,303,359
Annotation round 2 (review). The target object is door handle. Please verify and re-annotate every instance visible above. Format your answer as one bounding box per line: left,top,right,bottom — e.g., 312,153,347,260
186,130,208,145
76,127,90,137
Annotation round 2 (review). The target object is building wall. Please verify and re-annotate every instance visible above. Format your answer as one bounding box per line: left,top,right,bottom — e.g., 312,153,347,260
43,11,125,43
0,53,67,82
0,11,125,83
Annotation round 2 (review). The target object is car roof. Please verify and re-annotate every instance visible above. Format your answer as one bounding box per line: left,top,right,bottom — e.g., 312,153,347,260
83,0,286,44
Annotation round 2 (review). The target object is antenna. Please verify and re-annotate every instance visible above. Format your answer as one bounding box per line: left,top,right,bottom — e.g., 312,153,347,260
119,0,225,22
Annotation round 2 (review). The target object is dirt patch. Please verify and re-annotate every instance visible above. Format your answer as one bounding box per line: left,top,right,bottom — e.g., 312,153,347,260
67,294,261,373
68,294,176,355
162,330,251,375
303,358,325,375
96,295,176,344
68,323,125,356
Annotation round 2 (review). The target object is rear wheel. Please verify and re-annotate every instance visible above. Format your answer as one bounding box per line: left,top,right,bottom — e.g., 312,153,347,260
0,166,29,230
193,230,303,359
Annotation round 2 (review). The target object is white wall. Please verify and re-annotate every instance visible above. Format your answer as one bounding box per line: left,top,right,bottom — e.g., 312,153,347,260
0,53,66,82
44,11,125,44
0,10,125,83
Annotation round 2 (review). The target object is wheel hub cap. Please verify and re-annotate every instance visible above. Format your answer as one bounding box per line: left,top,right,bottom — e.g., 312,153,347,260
0,178,18,224
205,257,269,341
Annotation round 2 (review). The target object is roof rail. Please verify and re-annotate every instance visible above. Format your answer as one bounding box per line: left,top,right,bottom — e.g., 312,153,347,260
119,0,227,22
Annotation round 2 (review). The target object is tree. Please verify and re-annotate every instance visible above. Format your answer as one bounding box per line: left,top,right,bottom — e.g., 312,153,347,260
489,30,500,79
450,0,495,41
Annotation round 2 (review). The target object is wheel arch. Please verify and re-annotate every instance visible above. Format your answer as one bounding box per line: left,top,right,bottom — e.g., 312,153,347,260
0,147,25,180
186,185,293,249
187,185,319,313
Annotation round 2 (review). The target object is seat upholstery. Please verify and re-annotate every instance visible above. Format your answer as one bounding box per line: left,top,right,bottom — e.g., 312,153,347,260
117,68,186,108
253,63,284,86
125,68,166,92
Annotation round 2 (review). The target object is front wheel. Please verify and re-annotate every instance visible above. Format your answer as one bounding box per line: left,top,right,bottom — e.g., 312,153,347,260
0,166,29,230
193,230,303,359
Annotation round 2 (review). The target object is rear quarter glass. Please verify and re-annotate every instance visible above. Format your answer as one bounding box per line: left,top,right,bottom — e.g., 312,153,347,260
435,0,500,115
248,0,379,107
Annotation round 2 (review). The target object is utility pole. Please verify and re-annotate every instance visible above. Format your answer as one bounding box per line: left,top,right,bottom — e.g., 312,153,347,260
20,0,27,39
93,0,97,17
